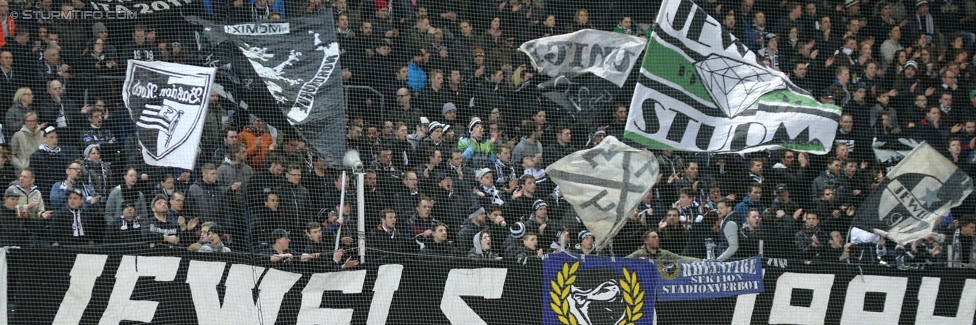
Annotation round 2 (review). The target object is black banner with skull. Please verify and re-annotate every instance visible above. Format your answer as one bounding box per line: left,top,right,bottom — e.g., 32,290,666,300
186,9,346,167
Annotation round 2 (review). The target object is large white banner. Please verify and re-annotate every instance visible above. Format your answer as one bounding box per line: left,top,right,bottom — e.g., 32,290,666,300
547,136,659,251
519,29,646,87
123,60,216,170
625,0,842,154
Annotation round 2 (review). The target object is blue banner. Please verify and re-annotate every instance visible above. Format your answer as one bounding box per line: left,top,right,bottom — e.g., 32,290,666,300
654,256,764,302
542,254,656,325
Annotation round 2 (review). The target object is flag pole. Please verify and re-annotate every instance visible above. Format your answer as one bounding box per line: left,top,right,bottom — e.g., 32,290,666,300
333,171,347,251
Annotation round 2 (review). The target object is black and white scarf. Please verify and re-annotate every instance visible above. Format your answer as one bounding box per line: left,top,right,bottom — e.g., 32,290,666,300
70,209,84,237
480,185,504,206
120,216,141,230
38,143,61,153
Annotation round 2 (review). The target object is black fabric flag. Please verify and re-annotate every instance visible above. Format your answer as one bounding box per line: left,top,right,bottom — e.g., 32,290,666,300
186,10,346,167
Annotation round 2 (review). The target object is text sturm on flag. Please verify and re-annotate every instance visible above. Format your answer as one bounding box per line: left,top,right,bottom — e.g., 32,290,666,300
625,0,842,154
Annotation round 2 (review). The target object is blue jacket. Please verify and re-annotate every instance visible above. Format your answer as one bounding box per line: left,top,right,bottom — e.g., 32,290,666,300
733,196,766,224
406,62,427,92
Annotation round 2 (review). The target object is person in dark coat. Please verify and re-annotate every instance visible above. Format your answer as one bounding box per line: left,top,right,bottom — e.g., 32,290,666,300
29,126,73,192
47,188,102,246
0,187,29,247
102,202,144,245
421,223,460,257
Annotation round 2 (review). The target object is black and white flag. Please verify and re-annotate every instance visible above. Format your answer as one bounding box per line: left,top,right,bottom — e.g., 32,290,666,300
187,9,346,167
519,29,646,87
854,143,973,245
123,60,216,170
547,136,659,251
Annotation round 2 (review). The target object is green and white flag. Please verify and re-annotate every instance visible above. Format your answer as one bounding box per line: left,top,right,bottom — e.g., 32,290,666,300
625,0,842,154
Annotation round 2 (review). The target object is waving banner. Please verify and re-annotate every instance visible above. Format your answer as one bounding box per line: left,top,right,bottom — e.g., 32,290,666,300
625,0,842,154
187,8,346,167
854,143,973,245
123,60,215,169
519,29,646,87
547,136,659,251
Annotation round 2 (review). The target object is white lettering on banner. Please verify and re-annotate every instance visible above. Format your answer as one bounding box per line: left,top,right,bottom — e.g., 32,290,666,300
915,278,976,324
840,275,907,324
286,41,340,124
661,281,761,293
296,270,367,324
187,261,301,325
126,80,205,104
367,264,404,325
681,258,757,277
224,23,291,35
767,272,834,325
524,41,640,73
127,80,158,99
99,256,181,325
441,268,508,325
53,254,108,324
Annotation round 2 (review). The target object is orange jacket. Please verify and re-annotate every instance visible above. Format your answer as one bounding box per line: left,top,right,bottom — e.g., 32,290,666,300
239,127,274,168
0,16,16,49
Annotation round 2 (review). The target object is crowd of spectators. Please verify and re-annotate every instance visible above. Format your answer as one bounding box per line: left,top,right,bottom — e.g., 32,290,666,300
0,0,972,270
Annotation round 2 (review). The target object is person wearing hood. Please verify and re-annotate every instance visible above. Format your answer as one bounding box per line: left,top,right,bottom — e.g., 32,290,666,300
10,111,43,171
468,230,501,260
30,126,73,191
81,144,111,201
103,167,148,227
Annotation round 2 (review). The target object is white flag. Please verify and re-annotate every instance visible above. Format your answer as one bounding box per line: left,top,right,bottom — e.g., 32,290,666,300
547,136,659,251
625,0,842,154
519,29,646,87
123,60,216,169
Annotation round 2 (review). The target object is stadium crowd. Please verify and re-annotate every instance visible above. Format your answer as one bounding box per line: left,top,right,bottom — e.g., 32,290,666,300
0,0,972,270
